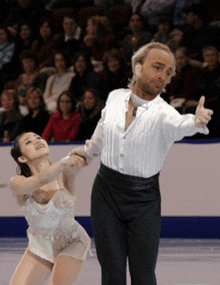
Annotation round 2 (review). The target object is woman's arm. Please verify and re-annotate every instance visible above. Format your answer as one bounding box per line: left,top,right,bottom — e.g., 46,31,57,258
9,155,77,196
41,115,54,142
63,155,85,194
67,113,81,141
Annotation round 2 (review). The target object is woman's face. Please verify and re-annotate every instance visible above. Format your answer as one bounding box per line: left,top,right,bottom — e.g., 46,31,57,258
59,94,72,114
20,24,32,40
1,92,15,113
75,55,87,74
18,132,49,162
22,58,36,72
55,53,66,71
40,21,52,39
129,14,143,32
107,56,120,73
27,90,41,110
83,91,96,110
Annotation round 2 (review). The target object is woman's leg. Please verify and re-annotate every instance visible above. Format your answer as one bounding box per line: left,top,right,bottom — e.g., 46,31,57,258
49,255,84,285
10,249,53,285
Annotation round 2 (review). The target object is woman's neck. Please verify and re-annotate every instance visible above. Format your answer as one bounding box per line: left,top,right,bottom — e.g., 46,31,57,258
62,111,71,119
32,108,40,118
57,69,67,77
28,156,50,175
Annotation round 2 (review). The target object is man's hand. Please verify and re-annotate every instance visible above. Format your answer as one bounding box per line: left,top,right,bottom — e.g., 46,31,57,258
69,140,92,165
195,96,213,129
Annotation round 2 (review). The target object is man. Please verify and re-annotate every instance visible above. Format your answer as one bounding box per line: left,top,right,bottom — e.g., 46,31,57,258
72,42,213,284
55,13,85,56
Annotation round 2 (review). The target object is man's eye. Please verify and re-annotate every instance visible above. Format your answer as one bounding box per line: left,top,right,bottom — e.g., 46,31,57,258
25,140,31,145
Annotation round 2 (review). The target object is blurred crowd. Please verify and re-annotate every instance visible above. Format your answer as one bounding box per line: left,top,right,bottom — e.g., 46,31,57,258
0,0,220,142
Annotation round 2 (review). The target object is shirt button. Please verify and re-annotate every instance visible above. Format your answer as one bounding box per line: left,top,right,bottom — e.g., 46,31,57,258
120,167,124,171
120,153,124,157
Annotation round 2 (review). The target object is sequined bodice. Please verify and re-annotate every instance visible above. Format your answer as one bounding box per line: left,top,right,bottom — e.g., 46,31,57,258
21,190,80,241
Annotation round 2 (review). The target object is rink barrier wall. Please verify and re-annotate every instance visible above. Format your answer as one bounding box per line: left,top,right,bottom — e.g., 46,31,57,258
1,139,220,238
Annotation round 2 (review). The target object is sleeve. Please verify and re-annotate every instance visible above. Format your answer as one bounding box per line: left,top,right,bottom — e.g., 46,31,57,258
41,115,54,141
84,90,116,158
162,108,208,146
2,43,15,67
67,114,82,141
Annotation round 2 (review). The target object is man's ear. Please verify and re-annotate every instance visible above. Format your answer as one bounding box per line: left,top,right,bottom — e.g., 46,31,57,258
18,156,28,164
134,63,142,77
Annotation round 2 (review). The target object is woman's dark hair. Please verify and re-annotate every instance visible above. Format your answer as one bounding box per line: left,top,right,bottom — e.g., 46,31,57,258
57,90,77,114
54,49,72,68
102,48,126,72
26,86,47,112
72,51,93,72
19,49,38,69
39,17,56,35
11,133,32,177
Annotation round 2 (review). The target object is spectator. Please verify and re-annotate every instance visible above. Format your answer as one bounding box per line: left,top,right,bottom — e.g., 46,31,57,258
75,88,104,141
41,90,81,141
31,17,59,69
43,50,74,113
15,86,50,136
138,0,176,26
122,13,152,66
0,89,23,142
0,24,17,91
55,13,85,57
83,15,117,64
69,51,103,101
17,21,36,52
151,16,172,44
180,3,220,62
165,47,201,110
100,48,130,100
184,46,220,138
16,50,39,98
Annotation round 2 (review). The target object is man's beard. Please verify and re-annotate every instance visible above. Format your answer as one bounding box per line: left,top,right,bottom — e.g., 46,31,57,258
137,73,165,97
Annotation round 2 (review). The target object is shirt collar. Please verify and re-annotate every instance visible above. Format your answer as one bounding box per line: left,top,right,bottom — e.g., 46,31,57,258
125,90,161,111
65,26,81,41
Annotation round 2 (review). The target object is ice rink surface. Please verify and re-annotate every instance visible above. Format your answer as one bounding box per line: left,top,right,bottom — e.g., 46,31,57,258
1,238,220,285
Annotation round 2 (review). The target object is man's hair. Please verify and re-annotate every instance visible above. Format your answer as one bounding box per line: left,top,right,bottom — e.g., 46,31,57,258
128,42,176,89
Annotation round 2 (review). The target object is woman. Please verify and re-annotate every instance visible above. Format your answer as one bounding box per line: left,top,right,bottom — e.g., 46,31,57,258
43,50,74,113
42,91,81,141
16,50,39,98
76,89,104,141
18,21,35,51
0,89,23,142
83,15,117,62
69,51,102,101
122,13,152,66
16,87,50,136
9,132,90,284
31,18,59,69
100,48,130,99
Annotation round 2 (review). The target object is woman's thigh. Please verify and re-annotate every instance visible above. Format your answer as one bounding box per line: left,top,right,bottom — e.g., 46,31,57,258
49,255,84,285
10,248,53,285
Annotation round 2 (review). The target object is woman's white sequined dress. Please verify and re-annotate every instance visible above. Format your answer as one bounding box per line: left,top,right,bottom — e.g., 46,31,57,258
21,189,90,263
